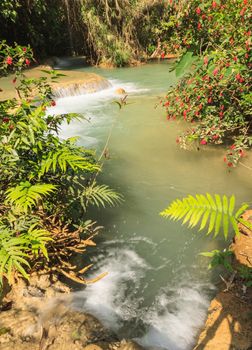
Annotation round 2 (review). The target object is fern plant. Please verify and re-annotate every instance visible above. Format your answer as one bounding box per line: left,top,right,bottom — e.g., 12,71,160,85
0,223,52,285
83,182,123,209
0,228,30,285
5,181,57,213
160,193,250,239
39,147,100,176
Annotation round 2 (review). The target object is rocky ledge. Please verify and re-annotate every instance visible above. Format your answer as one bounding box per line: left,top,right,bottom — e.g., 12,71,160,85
0,66,111,101
0,273,144,350
194,210,252,350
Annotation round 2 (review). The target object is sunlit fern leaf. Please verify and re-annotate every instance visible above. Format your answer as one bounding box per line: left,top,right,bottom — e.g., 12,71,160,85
23,224,52,260
39,148,100,176
0,229,30,285
5,181,57,213
83,182,123,208
160,193,249,239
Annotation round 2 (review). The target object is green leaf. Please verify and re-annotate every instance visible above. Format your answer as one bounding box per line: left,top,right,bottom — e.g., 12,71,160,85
5,182,57,212
161,193,248,239
175,51,198,78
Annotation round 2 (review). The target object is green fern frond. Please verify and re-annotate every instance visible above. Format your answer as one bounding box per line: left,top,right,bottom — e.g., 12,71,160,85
160,193,249,239
0,229,30,285
84,182,123,208
39,148,100,176
5,181,57,212
23,224,52,260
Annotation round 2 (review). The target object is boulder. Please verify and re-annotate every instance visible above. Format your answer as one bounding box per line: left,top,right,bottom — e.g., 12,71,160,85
115,88,126,95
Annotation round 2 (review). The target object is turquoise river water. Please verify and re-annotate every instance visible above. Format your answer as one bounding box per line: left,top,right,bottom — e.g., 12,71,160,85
47,62,252,350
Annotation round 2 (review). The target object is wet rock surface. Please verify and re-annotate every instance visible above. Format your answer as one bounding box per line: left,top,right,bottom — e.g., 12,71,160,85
0,273,144,350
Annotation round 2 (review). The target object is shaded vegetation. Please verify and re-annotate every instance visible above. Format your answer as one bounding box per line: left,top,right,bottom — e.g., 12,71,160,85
0,43,121,287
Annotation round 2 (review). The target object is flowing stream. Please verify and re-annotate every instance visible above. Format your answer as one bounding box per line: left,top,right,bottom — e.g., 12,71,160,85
47,62,252,350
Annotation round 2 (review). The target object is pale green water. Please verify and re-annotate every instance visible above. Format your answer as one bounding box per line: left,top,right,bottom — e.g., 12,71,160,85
50,62,252,350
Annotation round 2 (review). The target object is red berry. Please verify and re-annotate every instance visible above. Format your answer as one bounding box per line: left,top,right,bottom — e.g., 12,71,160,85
6,56,13,65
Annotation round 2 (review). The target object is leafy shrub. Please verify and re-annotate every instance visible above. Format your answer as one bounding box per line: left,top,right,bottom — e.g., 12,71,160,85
162,0,252,167
0,42,121,285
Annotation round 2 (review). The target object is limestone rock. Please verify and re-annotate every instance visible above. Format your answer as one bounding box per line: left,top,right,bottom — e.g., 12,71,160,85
115,88,126,95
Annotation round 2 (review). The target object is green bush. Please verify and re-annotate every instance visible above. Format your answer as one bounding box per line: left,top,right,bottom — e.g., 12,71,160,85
162,0,251,167
0,42,121,286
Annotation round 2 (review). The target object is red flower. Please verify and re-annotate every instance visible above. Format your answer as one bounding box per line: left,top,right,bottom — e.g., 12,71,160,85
230,144,236,150
9,124,14,130
2,117,10,123
25,59,30,66
213,68,219,76
164,101,170,107
244,0,247,4
219,111,224,118
233,56,238,62
6,56,13,65
51,100,56,107
212,135,219,140
239,149,245,157
161,52,165,59
196,7,201,15
240,7,246,16
200,139,207,145
12,78,17,84
183,110,187,120
223,157,227,162
208,97,212,104
23,47,27,52
212,1,217,8
227,162,233,167
202,14,206,20
236,73,241,81
220,105,225,110
197,22,201,30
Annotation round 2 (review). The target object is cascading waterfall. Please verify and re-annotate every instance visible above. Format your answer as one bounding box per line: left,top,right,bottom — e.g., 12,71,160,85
52,78,112,98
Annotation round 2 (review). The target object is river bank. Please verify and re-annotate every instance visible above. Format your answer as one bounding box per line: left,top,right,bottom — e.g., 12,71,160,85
194,210,252,350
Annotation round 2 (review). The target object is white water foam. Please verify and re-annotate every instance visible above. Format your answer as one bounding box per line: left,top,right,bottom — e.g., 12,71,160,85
72,247,212,350
46,79,149,142
137,286,209,350
47,79,149,116
73,248,149,329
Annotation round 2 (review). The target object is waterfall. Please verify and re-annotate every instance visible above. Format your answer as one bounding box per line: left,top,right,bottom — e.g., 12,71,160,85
52,78,112,98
